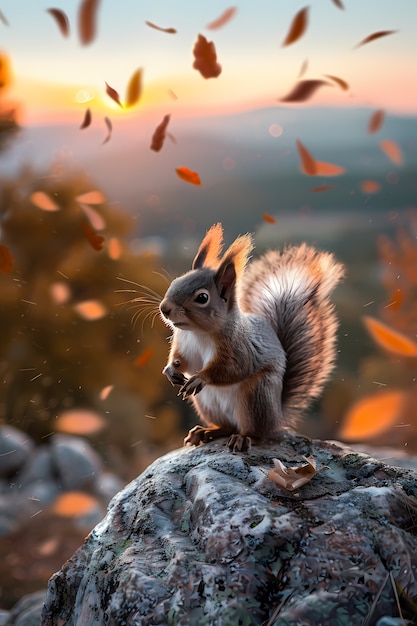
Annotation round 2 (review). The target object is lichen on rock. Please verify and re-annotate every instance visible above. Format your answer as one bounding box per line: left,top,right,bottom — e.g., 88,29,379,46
40,433,417,625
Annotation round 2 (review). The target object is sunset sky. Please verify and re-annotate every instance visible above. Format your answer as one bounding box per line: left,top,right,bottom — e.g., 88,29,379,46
0,0,416,125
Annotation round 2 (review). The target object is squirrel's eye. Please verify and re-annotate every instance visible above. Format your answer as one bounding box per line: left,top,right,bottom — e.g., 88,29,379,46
194,290,209,305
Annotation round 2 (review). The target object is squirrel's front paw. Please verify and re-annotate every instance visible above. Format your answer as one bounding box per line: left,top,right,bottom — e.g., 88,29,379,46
163,362,187,386
179,375,205,398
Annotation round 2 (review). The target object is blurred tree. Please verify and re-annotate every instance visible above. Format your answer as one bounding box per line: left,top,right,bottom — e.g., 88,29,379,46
0,165,183,469
0,51,19,150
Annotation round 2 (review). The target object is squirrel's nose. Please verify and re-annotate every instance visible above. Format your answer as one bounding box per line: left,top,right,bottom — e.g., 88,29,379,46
160,300,171,319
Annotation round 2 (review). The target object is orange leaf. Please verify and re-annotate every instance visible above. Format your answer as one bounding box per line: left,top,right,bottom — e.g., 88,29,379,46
298,58,308,78
78,0,100,45
108,237,122,260
74,300,107,320
324,74,349,91
331,0,345,9
354,30,397,49
363,315,417,356
105,82,123,108
76,190,105,204
192,34,222,79
263,213,276,224
0,243,13,274
150,114,170,152
99,384,114,400
52,492,100,517
206,6,238,30
30,191,60,212
296,139,317,176
145,20,177,34
310,185,335,193
103,116,112,144
56,409,106,435
368,109,385,134
339,390,405,440
379,139,403,165
134,348,154,367
80,107,92,130
360,180,380,194
79,204,106,230
176,167,202,186
314,161,346,176
280,79,332,103
82,223,105,250
46,8,70,37
282,6,309,47
125,68,143,108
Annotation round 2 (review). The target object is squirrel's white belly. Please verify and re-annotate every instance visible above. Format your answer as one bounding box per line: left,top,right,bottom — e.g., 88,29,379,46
196,383,241,429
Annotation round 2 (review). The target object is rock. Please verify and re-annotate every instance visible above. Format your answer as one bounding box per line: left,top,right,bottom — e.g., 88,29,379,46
0,427,34,478
41,433,417,625
50,435,103,491
5,590,46,626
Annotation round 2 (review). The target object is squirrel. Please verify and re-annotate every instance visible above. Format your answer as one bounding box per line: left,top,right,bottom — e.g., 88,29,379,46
159,223,344,453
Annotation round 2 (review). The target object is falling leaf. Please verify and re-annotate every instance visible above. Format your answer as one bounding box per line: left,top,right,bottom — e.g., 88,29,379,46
193,34,222,79
145,20,177,34
298,58,309,78
380,139,403,165
313,161,346,176
354,30,397,49
78,0,101,45
30,191,60,212
0,9,9,26
360,180,380,194
82,223,105,250
74,299,107,320
134,348,154,367
150,114,171,152
76,190,106,204
280,79,331,103
206,6,237,30
56,409,106,435
296,139,317,176
103,116,112,144
105,82,123,108
0,244,13,274
324,74,349,91
125,68,143,108
46,8,70,37
99,385,114,400
52,492,100,517
310,185,335,192
168,88,178,100
79,204,106,230
268,455,318,491
368,109,385,134
363,315,417,357
176,167,202,186
262,213,276,224
282,6,309,47
80,108,92,130
331,0,345,9
339,390,406,440
108,237,122,260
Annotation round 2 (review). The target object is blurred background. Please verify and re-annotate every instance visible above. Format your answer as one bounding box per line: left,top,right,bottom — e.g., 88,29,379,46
0,0,416,609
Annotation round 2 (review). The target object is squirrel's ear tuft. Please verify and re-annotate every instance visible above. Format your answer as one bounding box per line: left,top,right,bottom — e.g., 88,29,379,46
192,223,224,269
220,233,254,278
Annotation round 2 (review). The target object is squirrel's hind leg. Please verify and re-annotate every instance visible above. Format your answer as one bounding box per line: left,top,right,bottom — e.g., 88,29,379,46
184,425,234,446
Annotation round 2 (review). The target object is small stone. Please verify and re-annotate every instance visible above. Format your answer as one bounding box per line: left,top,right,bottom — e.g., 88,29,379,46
50,435,103,491
0,426,34,477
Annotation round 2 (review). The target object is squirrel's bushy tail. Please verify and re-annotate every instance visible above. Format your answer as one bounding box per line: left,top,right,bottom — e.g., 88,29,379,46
240,244,344,423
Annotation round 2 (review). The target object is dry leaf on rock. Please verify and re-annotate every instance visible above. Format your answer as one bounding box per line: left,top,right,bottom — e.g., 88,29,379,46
46,8,70,37
193,34,222,79
268,455,318,491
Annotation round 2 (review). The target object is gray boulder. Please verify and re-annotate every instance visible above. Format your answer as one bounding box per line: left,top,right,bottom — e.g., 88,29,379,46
41,433,417,625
